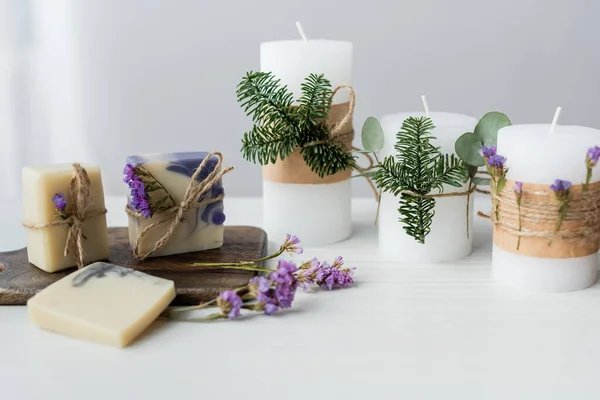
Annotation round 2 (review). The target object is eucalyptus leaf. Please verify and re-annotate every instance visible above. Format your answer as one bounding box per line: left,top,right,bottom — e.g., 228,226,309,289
473,112,511,147
352,150,374,154
352,171,376,179
455,132,485,167
361,117,385,152
472,177,491,186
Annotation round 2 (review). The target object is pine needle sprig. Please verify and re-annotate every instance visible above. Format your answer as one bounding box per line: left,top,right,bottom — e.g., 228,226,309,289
373,116,468,244
237,71,355,178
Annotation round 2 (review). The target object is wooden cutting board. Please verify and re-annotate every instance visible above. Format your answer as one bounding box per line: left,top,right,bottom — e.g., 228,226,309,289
0,226,267,306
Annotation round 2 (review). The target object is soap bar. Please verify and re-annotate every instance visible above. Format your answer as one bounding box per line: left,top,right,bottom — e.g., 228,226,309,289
125,152,226,258
28,262,176,347
22,164,109,272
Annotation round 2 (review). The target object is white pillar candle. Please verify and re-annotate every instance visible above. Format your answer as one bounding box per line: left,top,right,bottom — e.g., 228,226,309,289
493,123,600,292
260,36,353,245
378,112,477,262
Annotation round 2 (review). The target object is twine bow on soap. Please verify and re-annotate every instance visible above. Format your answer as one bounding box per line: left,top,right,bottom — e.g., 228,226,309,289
126,152,233,260
23,163,107,269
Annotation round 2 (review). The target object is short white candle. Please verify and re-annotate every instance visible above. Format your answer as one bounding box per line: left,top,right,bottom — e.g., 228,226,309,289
260,30,353,245
494,123,600,292
379,111,477,262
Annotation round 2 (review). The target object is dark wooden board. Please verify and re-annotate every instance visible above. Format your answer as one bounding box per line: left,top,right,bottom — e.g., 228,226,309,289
0,226,267,306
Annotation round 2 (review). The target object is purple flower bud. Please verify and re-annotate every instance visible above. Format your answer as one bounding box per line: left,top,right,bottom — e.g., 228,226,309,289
550,179,572,192
480,146,497,159
513,181,523,194
283,233,303,254
586,146,600,166
487,154,506,168
52,193,67,212
217,290,242,319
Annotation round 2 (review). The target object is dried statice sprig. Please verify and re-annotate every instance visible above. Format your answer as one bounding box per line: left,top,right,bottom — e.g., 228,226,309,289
168,235,355,321
481,146,508,221
550,179,572,245
513,181,523,250
123,163,176,218
584,146,600,191
52,193,69,220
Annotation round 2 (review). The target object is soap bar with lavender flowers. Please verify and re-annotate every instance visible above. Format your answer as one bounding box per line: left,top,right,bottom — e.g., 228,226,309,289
28,262,175,347
124,152,226,258
22,164,109,272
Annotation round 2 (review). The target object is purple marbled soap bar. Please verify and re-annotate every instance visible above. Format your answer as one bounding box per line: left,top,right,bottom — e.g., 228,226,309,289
124,152,226,257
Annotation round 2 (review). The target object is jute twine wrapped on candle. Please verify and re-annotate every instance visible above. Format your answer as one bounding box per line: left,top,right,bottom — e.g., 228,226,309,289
488,180,600,258
23,163,107,269
263,85,364,185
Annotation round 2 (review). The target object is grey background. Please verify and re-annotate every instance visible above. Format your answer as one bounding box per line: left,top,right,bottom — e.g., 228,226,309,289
3,0,600,197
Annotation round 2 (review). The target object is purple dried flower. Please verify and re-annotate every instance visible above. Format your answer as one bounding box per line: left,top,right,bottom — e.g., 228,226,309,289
123,164,136,183
295,258,322,289
269,260,298,309
52,193,67,212
487,154,506,168
586,146,600,167
318,257,355,290
283,234,303,254
550,179,572,193
480,146,497,159
217,290,242,319
124,164,153,218
249,277,280,315
513,181,523,194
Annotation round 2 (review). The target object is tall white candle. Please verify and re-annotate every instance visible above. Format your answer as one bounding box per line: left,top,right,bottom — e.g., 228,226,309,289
260,33,353,245
379,111,477,262
493,123,600,292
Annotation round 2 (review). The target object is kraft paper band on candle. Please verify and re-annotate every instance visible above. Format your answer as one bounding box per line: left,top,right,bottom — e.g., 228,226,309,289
263,97,354,185
491,179,600,259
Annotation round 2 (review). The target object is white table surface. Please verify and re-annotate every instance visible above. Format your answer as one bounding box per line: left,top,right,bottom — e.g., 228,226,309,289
1,196,600,399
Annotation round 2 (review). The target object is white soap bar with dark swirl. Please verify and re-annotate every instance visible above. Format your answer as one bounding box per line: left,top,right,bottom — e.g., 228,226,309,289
125,152,226,258
27,262,175,347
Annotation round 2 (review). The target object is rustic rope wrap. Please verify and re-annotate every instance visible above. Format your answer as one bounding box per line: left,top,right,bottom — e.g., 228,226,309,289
489,180,600,258
22,163,107,269
125,152,233,260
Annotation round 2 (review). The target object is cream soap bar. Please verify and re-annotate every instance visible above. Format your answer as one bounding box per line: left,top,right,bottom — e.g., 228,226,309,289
28,262,176,347
22,164,109,272
125,152,226,258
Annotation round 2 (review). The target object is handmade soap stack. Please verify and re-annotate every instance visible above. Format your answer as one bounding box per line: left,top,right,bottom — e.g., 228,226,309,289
22,163,109,272
124,151,229,259
491,122,600,292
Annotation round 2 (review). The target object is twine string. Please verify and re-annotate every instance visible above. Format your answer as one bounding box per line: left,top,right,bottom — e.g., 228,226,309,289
488,182,600,243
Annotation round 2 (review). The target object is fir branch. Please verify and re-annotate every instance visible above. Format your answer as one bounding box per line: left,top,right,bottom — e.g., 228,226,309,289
372,116,468,244
237,71,355,176
241,125,295,165
301,140,356,178
296,73,333,133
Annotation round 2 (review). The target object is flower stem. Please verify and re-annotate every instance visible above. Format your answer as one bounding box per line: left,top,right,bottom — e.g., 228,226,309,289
191,263,273,273
465,179,472,239
516,200,522,250
584,167,592,191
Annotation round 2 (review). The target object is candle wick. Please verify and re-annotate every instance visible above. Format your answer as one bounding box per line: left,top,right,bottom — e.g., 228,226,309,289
550,106,562,133
421,95,430,117
296,21,308,43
